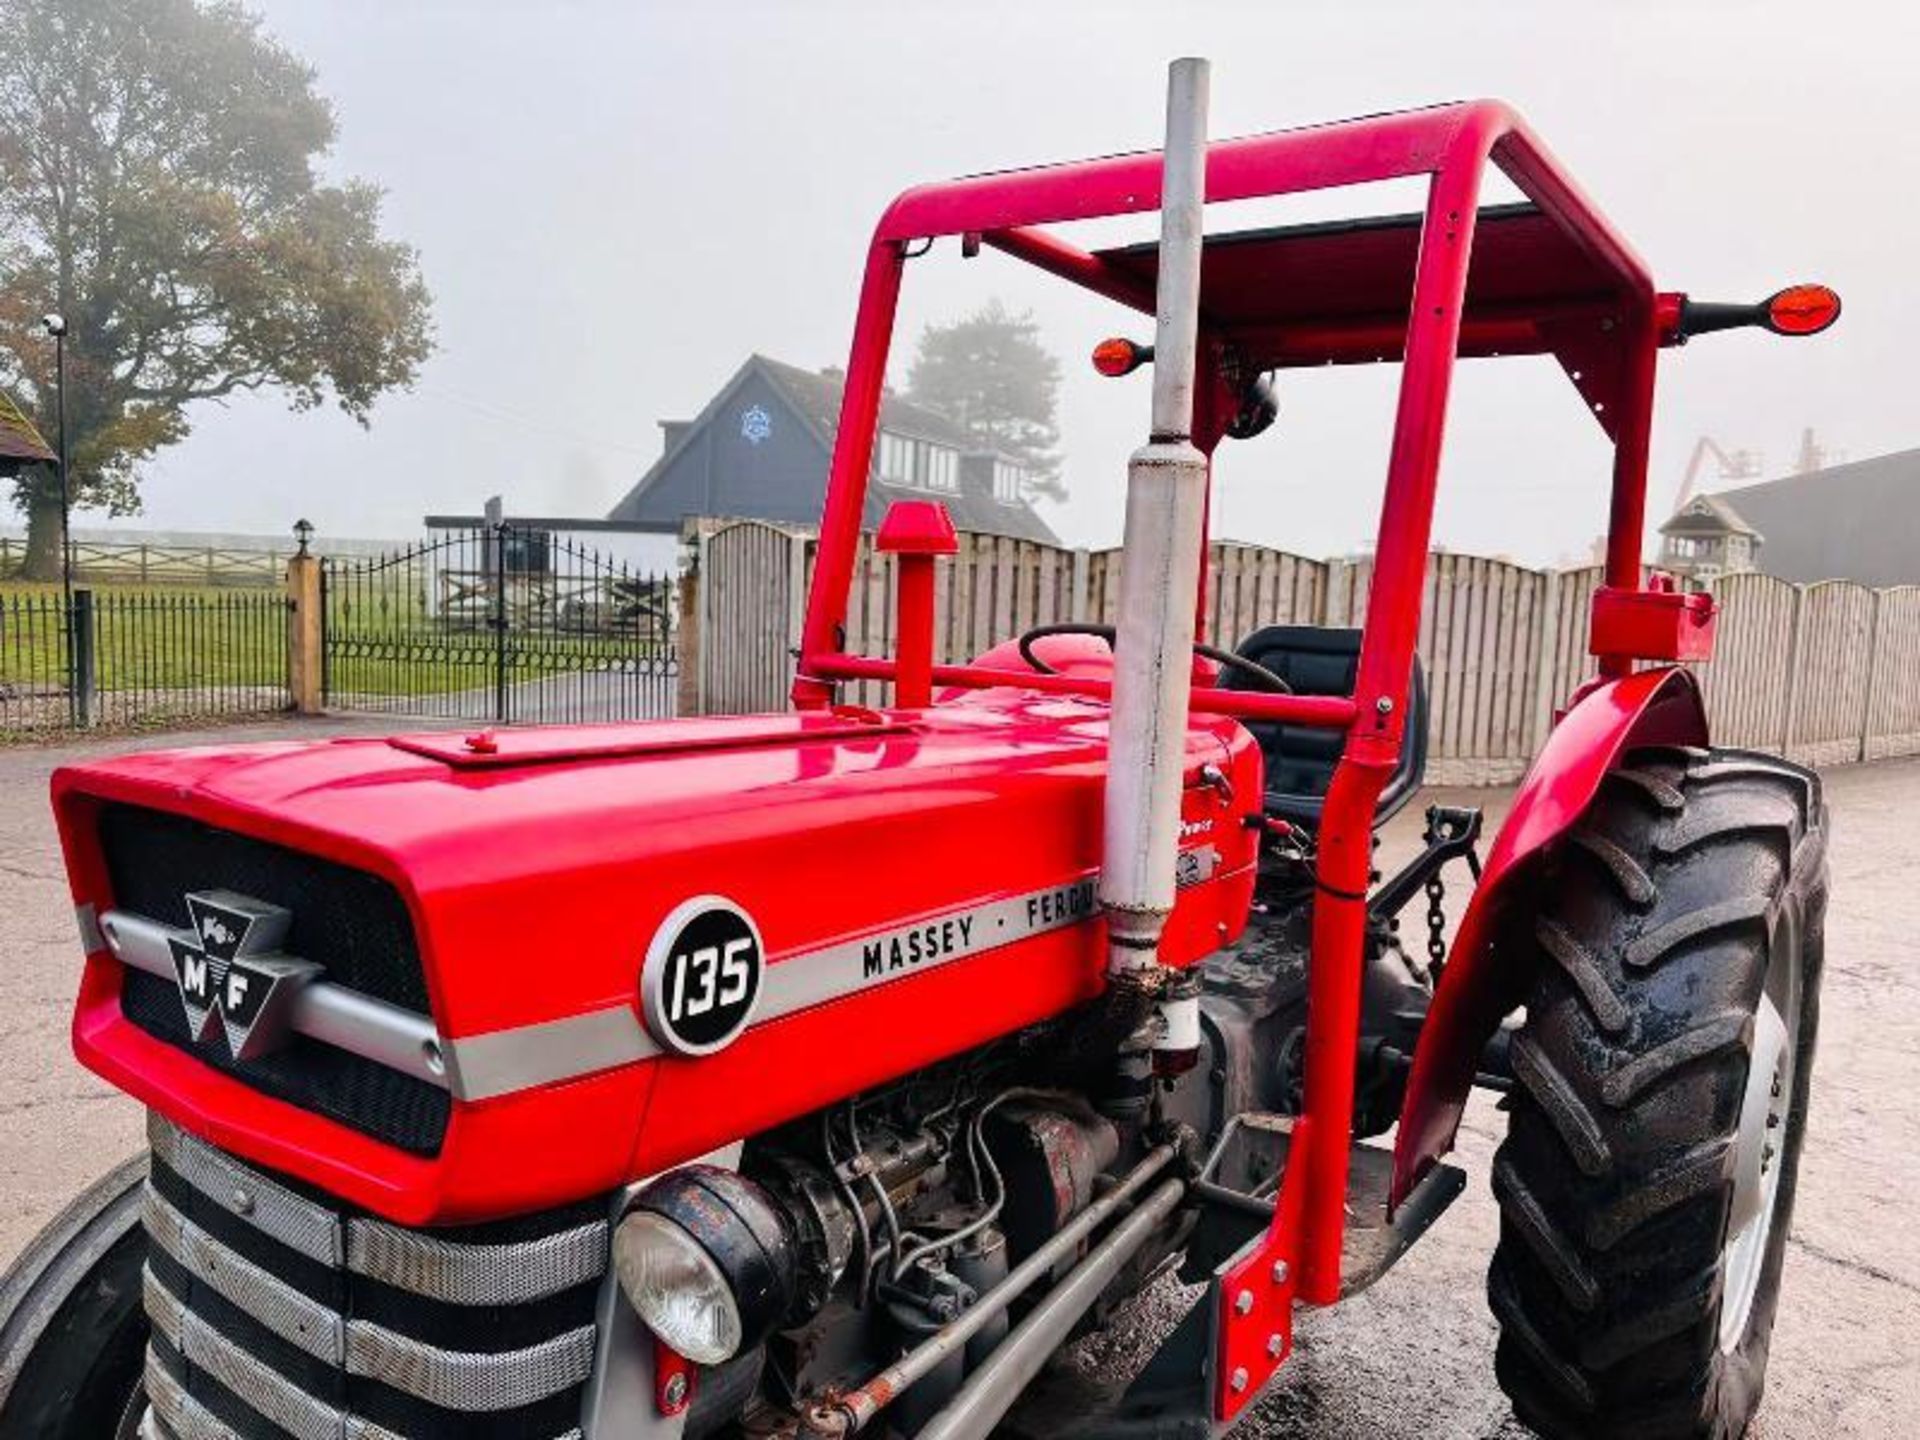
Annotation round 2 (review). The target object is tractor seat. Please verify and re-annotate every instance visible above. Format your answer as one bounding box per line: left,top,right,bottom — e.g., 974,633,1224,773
1222,625,1427,829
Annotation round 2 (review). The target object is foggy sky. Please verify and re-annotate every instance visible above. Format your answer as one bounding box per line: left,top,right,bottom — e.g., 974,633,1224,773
109,1,1918,564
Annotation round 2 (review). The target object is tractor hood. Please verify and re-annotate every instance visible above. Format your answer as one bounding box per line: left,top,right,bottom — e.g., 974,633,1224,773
52,698,1261,1223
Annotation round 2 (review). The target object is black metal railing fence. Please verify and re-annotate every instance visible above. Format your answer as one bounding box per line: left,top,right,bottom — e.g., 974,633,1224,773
0,586,289,737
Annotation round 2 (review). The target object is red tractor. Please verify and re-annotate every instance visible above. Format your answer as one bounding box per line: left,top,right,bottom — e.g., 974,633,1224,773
0,61,1838,1440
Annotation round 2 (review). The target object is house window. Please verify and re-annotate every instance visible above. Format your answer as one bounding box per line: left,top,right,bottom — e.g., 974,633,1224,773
993,460,1025,505
875,431,959,492
877,432,915,486
925,445,958,492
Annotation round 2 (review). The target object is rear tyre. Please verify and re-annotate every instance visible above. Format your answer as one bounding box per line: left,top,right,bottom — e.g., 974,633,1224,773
1487,748,1826,1439
0,1153,149,1440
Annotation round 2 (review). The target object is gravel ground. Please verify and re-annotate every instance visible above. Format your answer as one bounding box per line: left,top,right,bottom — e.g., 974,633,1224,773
0,721,1914,1435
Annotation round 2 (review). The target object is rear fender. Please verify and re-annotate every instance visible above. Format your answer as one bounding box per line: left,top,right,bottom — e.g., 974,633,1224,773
1389,666,1707,1207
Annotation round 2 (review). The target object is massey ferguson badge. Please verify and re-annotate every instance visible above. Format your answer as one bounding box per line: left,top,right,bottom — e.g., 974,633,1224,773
162,892,320,1061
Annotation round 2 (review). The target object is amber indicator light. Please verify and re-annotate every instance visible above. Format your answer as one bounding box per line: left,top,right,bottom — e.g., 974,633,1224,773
1092,337,1150,376
1765,284,1841,337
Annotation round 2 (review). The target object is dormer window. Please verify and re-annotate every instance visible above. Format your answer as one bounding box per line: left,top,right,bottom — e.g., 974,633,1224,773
993,460,1025,504
878,432,915,486
876,431,958,492
925,445,958,492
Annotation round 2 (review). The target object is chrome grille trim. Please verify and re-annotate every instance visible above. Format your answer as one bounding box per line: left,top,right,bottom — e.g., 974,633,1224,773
345,1316,598,1413
145,1266,342,1440
347,1212,609,1305
143,1182,345,1364
148,1260,592,1429
146,1344,586,1440
152,1113,610,1306
144,1349,244,1440
149,1114,343,1267
100,907,448,1092
142,1114,607,1425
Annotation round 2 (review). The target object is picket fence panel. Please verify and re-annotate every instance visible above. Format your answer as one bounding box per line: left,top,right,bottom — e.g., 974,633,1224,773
690,519,1920,783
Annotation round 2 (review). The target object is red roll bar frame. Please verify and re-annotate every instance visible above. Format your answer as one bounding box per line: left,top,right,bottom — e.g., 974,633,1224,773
791,99,1664,1421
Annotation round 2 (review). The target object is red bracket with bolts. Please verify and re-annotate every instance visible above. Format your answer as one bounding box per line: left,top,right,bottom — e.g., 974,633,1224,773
1213,1117,1311,1423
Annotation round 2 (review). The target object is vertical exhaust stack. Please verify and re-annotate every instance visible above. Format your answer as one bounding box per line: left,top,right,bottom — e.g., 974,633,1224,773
1098,58,1212,984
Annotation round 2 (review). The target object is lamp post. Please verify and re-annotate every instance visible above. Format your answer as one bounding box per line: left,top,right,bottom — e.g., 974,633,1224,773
40,314,75,723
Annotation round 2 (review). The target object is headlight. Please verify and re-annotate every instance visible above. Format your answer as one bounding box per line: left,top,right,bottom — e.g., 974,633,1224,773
614,1210,743,1362
613,1165,794,1365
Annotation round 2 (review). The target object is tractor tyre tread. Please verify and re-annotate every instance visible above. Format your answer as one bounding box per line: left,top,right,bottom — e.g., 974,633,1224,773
1487,745,1827,1440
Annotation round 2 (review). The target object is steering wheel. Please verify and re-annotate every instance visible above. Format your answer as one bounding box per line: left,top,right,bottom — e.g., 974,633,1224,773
1015,622,1293,694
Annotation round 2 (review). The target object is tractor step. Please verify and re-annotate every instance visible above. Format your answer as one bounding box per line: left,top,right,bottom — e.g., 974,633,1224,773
1187,1113,1468,1297
1337,1144,1466,1297
1040,1117,1469,1438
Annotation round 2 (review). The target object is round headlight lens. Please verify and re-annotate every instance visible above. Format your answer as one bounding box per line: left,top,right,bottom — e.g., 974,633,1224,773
613,1210,743,1364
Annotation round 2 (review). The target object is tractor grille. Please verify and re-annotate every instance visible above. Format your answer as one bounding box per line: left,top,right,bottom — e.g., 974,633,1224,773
99,803,451,1155
139,1114,608,1439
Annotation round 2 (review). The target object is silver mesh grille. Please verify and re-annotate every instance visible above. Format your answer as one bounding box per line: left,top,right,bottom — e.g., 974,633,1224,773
142,1113,605,1435
148,1113,343,1267
151,1113,608,1302
145,1268,341,1440
143,1184,345,1364
348,1209,609,1306
344,1316,595,1413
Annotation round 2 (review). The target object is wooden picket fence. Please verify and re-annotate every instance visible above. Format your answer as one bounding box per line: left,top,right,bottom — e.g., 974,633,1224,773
684,518,1920,784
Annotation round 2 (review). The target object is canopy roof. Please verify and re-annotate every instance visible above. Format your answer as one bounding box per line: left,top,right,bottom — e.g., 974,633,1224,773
1093,202,1628,370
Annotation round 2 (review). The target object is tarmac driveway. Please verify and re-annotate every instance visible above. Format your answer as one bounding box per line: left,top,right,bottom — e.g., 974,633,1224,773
0,719,1914,1435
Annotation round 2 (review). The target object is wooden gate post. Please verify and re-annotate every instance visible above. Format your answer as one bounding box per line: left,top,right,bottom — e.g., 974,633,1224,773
286,553,324,716
1778,584,1807,760
677,524,704,717
1857,586,1885,763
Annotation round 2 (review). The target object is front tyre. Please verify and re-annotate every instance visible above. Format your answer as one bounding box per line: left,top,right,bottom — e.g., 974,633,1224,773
1488,748,1826,1439
0,1153,149,1440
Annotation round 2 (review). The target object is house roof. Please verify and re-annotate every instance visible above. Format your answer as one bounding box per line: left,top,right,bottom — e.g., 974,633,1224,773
756,355,974,450
1700,447,1920,586
1660,492,1759,539
614,354,1060,545
0,391,53,468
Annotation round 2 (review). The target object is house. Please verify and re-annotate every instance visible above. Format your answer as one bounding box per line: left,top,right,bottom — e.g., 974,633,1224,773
1659,446,1920,587
1657,493,1762,582
608,354,1060,544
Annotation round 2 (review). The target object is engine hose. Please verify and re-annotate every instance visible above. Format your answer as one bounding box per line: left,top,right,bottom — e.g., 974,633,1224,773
808,1143,1180,1437
914,1175,1189,1440
892,1087,1090,1278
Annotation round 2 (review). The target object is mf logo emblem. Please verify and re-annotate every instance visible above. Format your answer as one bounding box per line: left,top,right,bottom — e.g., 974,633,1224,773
166,891,321,1061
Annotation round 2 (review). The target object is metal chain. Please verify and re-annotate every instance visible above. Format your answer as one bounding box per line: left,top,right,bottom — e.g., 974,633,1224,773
1425,870,1448,969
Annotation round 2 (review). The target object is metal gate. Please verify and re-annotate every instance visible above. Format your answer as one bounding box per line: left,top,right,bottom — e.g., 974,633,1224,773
322,525,677,724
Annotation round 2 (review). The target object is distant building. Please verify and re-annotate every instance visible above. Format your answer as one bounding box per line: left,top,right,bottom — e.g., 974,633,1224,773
1659,446,1920,587
1657,493,1762,583
608,354,1060,544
